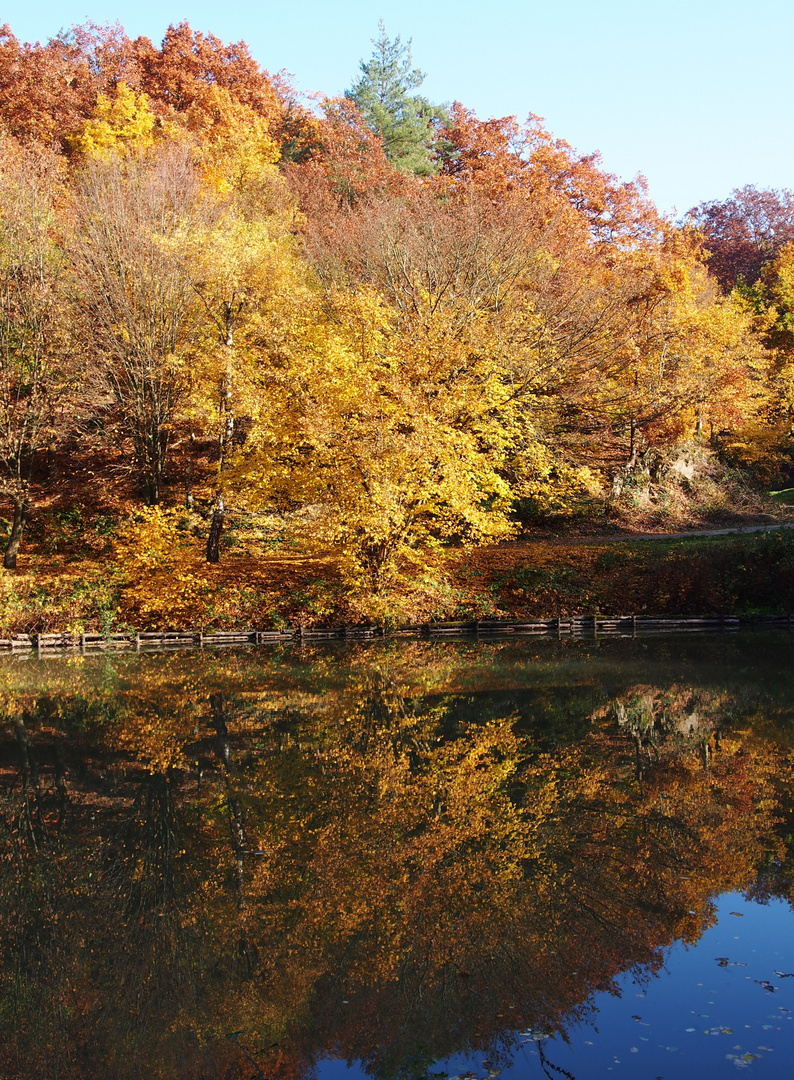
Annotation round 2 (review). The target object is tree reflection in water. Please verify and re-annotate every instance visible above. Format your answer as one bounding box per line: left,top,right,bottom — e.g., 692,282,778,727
1,637,793,1080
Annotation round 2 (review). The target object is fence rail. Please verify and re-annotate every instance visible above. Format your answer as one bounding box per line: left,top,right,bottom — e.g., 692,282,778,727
0,613,791,655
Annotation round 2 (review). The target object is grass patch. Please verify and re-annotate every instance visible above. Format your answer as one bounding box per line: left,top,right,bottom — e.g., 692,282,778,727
449,530,794,619
3,528,794,633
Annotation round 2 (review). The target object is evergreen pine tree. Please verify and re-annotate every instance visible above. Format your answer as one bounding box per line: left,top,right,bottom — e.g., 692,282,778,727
347,20,448,176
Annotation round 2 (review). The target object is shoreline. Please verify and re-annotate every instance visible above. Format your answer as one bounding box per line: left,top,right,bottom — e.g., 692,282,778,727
3,612,792,657
3,526,794,638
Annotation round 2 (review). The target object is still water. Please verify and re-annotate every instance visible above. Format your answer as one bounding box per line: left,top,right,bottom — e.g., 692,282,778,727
1,634,793,1080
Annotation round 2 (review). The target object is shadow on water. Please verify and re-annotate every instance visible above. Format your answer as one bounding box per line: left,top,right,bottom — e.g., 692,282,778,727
1,634,794,1079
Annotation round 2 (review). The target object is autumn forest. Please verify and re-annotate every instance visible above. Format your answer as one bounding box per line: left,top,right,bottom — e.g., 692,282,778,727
3,23,794,1079
2,19,794,631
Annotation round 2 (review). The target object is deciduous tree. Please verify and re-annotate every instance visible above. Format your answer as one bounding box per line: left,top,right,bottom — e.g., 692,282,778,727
0,138,68,567
689,185,794,292
68,144,207,505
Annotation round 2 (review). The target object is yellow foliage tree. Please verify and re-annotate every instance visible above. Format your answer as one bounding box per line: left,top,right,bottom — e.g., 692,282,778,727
239,285,523,619
178,85,281,194
66,81,156,158
597,246,768,469
183,163,306,561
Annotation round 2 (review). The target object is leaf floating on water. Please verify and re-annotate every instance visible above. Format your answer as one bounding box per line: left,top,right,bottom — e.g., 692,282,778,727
729,912,744,917
726,1053,759,1068
754,980,778,993
716,957,748,967
773,970,794,978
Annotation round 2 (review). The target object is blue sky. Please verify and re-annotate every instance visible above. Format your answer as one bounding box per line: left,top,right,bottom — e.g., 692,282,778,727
8,1,793,216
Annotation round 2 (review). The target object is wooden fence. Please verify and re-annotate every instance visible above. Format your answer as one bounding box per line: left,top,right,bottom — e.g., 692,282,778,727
0,613,791,655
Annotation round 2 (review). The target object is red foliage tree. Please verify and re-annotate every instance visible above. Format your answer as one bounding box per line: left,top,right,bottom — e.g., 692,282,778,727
689,184,794,291
0,21,312,160
0,24,98,144
284,96,405,214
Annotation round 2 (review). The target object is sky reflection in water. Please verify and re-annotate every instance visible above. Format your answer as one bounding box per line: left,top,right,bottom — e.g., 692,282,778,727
338,892,792,1080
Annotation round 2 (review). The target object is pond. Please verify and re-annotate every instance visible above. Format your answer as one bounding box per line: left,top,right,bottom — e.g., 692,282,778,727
1,634,793,1080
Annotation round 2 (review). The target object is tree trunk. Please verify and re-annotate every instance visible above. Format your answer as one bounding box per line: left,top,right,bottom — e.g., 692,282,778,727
142,477,160,507
54,741,69,834
206,495,225,563
185,432,196,509
211,693,247,912
221,405,234,472
47,443,59,483
4,496,29,569
627,418,638,467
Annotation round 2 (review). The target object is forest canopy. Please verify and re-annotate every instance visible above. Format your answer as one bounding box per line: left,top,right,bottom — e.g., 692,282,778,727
0,19,792,623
